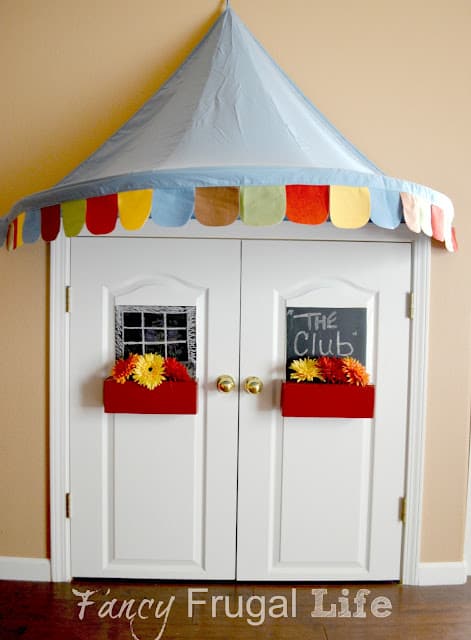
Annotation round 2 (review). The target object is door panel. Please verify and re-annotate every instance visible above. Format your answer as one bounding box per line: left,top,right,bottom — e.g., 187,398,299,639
70,237,241,579
237,240,411,580
278,421,372,565
70,237,411,581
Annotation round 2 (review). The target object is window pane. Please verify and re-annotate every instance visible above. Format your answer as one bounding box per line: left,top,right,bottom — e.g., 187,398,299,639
167,329,187,341
144,344,165,357
144,313,164,328
123,312,142,327
167,313,187,327
167,343,188,361
124,344,143,358
124,328,142,342
144,328,165,342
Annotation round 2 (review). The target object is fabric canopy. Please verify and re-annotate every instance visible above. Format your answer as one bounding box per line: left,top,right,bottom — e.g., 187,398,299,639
1,4,457,251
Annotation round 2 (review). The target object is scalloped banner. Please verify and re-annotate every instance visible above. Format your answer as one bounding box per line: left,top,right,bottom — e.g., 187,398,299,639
3,185,457,252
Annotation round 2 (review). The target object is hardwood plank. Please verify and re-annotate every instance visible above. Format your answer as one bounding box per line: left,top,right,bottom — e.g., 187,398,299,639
0,580,470,639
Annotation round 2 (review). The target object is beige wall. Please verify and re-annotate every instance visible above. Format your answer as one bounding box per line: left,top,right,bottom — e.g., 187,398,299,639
0,0,469,562
0,243,49,557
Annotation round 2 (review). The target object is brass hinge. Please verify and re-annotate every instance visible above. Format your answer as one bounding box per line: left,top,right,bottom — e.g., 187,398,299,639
399,496,406,523
408,292,414,320
65,493,71,519
65,286,71,313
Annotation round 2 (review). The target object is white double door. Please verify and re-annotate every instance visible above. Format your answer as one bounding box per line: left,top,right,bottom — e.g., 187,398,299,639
69,236,411,581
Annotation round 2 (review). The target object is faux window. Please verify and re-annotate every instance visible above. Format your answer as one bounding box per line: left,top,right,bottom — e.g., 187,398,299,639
115,305,196,377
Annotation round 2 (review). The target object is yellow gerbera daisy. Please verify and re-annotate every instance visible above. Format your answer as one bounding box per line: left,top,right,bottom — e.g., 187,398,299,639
289,358,325,383
133,353,166,390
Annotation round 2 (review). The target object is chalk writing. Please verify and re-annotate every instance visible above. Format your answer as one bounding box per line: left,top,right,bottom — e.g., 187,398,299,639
286,307,367,370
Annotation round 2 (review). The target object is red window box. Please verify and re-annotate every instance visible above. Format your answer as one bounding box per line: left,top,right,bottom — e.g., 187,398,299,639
103,378,198,415
281,382,375,418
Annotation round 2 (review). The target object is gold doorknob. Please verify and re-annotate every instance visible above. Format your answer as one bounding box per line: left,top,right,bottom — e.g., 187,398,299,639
244,376,264,395
216,375,236,393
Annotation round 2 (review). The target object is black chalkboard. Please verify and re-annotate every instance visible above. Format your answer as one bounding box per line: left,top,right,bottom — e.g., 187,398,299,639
286,307,367,368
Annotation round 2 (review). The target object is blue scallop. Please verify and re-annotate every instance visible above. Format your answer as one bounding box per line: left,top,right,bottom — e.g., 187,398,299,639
0,218,8,247
23,209,41,243
369,189,402,229
151,188,195,227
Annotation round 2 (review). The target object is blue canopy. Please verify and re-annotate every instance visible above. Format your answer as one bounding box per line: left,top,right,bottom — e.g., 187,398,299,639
1,5,456,251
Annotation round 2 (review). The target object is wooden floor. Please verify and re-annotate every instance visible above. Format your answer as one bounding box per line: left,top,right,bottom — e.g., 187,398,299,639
1,579,470,639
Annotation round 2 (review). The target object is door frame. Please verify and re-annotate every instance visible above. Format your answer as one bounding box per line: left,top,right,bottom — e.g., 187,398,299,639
49,221,430,584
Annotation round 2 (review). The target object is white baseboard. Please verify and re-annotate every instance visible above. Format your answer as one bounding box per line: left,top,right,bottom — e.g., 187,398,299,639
417,562,467,585
0,556,51,581
0,555,466,585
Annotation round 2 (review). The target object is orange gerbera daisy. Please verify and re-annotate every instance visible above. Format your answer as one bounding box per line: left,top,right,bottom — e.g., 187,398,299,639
341,357,370,386
111,354,139,384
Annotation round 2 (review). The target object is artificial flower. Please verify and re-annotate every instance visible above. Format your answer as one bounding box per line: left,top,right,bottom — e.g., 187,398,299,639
164,357,192,382
133,353,166,390
341,357,370,387
289,358,325,383
317,356,347,384
111,354,139,384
